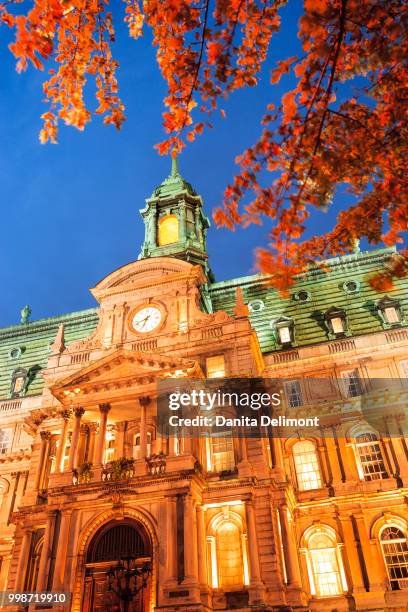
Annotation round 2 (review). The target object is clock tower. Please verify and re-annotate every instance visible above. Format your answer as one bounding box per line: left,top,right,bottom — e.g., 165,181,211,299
139,154,213,280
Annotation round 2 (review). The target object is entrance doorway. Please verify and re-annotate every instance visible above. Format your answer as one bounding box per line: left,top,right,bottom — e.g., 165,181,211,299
82,520,152,612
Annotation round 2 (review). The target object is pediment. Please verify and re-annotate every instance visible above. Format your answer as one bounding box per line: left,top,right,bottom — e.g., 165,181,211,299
51,347,201,406
91,257,205,302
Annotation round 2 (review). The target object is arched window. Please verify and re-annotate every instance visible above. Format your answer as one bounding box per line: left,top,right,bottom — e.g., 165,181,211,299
158,214,179,246
355,432,387,481
292,440,322,491
303,527,347,598
208,511,249,590
380,526,408,590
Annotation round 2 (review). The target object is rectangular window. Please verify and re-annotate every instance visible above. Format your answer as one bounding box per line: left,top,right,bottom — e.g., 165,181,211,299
211,434,235,472
331,317,344,334
278,326,291,344
284,380,303,407
0,429,12,455
341,370,362,398
384,306,400,324
206,355,225,378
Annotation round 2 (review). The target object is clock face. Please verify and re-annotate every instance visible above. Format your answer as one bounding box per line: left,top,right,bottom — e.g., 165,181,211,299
131,306,162,334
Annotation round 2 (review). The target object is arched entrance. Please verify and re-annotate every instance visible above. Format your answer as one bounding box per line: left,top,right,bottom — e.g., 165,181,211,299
82,520,152,612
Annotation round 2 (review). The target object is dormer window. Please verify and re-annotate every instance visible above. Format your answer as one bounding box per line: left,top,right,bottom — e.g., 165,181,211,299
377,296,402,327
11,368,27,398
272,317,295,346
325,307,347,338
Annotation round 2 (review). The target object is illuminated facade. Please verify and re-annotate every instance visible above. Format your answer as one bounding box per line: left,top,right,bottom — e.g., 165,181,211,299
0,159,407,611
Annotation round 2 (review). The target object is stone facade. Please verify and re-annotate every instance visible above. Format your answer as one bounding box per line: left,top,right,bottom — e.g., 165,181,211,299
0,162,407,611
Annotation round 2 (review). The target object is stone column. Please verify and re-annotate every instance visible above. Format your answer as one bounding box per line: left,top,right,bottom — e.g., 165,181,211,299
77,423,89,466
245,499,262,585
94,404,110,465
183,495,198,583
52,509,73,591
36,510,57,591
354,514,385,590
55,410,71,473
279,505,301,588
325,436,344,485
34,431,51,490
196,505,208,588
15,529,32,590
338,514,364,592
68,408,85,471
139,397,150,459
166,496,177,583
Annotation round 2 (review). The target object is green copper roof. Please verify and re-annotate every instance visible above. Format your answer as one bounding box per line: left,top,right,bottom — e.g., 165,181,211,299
210,247,408,353
0,247,406,401
151,154,197,199
0,309,98,400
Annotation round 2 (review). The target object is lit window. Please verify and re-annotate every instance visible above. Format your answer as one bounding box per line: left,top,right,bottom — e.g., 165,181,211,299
158,214,179,246
377,296,403,327
211,434,235,472
273,317,295,345
11,368,27,397
216,522,244,587
355,432,387,481
303,527,347,598
331,317,344,334
292,440,322,491
104,435,115,463
206,355,225,378
384,307,400,324
284,380,303,407
0,429,12,455
341,370,362,398
325,307,347,337
380,526,408,591
279,326,291,343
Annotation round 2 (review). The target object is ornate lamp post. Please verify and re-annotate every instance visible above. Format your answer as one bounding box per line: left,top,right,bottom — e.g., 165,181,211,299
107,557,151,612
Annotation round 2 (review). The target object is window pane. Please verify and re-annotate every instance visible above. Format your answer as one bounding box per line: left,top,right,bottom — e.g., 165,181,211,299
0,429,12,454
310,548,342,597
217,522,244,587
356,433,387,481
206,355,225,378
381,527,408,590
212,434,235,472
278,326,291,344
384,307,399,324
285,380,303,407
293,441,322,491
331,317,344,334
341,370,362,397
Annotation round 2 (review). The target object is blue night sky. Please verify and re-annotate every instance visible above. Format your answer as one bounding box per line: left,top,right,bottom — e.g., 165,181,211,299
0,3,360,327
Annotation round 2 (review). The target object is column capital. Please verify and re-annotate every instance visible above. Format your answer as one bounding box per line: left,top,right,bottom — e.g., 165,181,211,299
139,396,151,408
59,409,72,420
80,423,89,434
89,421,99,432
74,407,85,418
40,430,52,441
99,403,111,414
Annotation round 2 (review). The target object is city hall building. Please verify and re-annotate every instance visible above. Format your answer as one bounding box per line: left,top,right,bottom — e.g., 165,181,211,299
0,159,407,611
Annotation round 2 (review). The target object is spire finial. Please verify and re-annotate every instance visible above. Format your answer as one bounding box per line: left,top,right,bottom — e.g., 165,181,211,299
171,149,180,177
